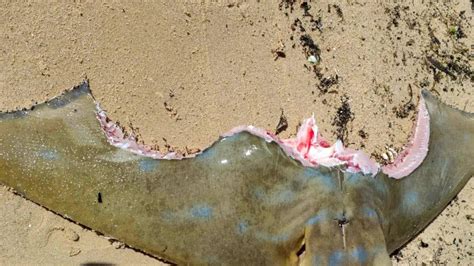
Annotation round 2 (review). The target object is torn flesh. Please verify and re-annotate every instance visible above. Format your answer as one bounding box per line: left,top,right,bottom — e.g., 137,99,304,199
96,97,430,179
382,97,430,179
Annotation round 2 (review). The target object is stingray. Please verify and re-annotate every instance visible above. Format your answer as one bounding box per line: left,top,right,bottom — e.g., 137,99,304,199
0,81,472,265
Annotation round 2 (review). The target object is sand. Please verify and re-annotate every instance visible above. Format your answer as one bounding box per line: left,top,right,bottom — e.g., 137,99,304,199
0,1,472,264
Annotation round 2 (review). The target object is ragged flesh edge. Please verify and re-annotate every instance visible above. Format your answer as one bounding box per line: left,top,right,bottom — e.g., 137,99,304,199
97,96,430,178
96,104,382,176
223,119,381,176
381,97,430,179
96,104,185,160
0,84,429,178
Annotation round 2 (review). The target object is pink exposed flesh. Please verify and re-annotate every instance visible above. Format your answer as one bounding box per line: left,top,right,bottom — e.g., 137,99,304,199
96,97,431,179
224,118,380,176
382,98,430,179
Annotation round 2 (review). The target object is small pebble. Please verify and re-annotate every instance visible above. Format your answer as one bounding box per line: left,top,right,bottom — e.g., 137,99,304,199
112,240,125,249
65,228,80,242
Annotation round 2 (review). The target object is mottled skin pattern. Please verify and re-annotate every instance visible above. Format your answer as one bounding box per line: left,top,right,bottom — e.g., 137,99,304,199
0,83,472,265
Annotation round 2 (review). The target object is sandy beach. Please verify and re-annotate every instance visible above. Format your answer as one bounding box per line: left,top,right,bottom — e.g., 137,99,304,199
0,1,472,264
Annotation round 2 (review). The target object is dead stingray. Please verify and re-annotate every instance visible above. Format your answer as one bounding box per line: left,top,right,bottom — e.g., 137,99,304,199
0,81,472,265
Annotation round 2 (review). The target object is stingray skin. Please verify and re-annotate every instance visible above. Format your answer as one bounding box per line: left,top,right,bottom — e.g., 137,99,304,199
0,82,472,265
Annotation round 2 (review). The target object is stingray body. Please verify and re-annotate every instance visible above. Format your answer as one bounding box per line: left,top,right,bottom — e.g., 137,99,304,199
0,82,472,265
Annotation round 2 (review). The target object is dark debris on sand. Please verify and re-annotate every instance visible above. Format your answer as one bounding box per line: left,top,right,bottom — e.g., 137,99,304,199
332,96,353,143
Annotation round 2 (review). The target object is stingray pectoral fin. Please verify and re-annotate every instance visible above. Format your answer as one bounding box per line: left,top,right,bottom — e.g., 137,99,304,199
382,89,473,253
0,82,336,265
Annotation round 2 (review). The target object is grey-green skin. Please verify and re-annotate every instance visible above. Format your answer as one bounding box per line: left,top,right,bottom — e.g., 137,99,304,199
0,82,472,265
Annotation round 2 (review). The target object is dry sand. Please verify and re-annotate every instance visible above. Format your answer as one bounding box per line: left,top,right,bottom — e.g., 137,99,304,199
0,1,472,265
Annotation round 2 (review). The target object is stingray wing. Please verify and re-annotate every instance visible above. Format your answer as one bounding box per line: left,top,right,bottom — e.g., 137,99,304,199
380,90,473,253
1,82,471,265
0,82,343,265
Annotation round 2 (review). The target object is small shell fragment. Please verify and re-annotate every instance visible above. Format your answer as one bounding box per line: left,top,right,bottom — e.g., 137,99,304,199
387,150,394,162
307,55,318,64
388,147,397,156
